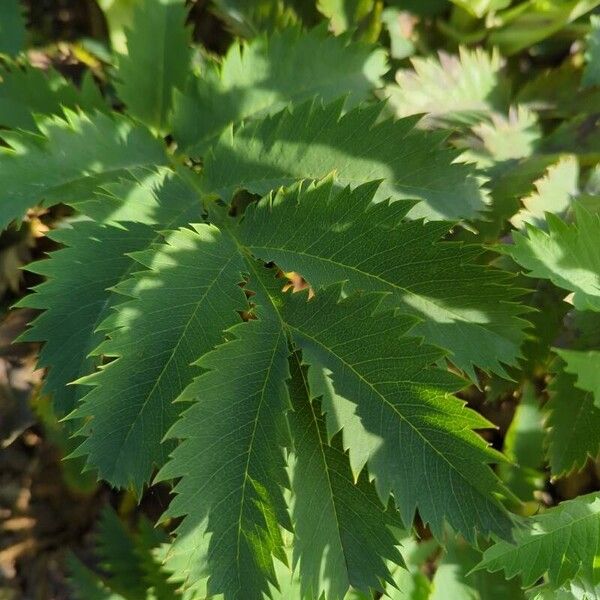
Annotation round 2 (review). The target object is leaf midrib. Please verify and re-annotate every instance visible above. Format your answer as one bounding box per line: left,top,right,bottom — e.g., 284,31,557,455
245,242,488,331
485,503,600,572
241,250,500,523
287,324,497,505
292,351,351,589
234,326,284,595
72,194,199,406
108,252,239,480
196,69,377,149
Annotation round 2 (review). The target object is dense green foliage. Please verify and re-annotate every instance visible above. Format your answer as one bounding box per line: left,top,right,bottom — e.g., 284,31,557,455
2,0,600,598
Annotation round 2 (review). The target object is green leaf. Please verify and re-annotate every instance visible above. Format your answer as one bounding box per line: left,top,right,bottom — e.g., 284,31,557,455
156,316,292,600
134,518,181,600
210,0,303,38
0,66,105,132
0,111,167,229
394,0,447,17
235,178,529,380
477,492,600,591
546,365,600,476
115,0,192,132
316,0,380,38
516,60,593,120
532,580,600,600
267,549,309,600
96,507,148,599
98,0,141,53
498,383,545,502
16,221,157,418
383,47,509,128
172,26,387,154
449,0,510,18
250,268,514,543
68,555,126,600
88,166,202,225
507,204,600,311
556,349,600,407
202,99,489,221
288,352,403,599
0,0,26,57
540,113,600,162
15,169,200,418
386,534,438,599
488,0,600,55
431,535,525,600
69,507,179,600
510,155,579,230
458,107,541,169
70,225,248,491
387,564,431,600
583,15,600,88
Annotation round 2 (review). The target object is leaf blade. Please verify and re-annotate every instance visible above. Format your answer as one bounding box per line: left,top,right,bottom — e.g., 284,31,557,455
251,268,513,542
0,112,167,229
115,0,192,131
235,178,529,379
477,492,600,590
288,351,403,599
173,25,386,154
157,316,292,600
71,224,248,491
202,99,489,221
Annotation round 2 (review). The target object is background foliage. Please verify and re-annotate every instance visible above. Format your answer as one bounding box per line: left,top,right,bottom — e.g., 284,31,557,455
0,0,599,599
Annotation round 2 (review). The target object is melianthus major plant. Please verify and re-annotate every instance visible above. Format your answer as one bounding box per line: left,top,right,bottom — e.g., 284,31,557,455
2,0,600,599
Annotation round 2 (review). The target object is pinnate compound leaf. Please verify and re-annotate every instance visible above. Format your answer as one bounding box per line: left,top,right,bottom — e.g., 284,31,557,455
235,178,529,380
69,507,178,600
288,352,403,599
70,225,247,491
156,263,512,595
0,111,167,229
173,26,387,154
135,518,182,600
250,268,514,542
477,492,600,590
0,66,105,132
67,556,125,600
115,0,192,131
89,166,202,225
15,169,200,418
555,349,600,407
16,221,157,418
156,316,292,600
510,155,579,230
507,204,600,311
383,47,508,128
96,507,148,599
0,0,26,57
201,99,489,221
458,107,542,175
545,365,600,477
